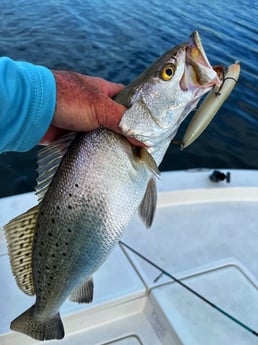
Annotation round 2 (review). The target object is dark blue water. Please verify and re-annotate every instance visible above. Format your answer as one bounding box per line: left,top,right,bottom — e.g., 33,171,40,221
0,0,257,197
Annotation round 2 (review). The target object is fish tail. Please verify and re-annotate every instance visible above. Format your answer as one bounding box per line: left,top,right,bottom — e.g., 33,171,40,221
11,305,64,340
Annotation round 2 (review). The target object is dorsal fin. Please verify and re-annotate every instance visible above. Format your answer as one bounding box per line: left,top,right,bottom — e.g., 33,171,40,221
138,177,157,228
36,132,76,202
4,205,40,296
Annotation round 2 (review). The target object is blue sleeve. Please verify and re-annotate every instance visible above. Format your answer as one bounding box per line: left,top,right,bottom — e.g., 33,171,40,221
0,57,56,153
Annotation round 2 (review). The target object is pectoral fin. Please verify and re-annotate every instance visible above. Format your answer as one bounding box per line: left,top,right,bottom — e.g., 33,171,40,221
133,147,160,177
138,178,157,228
4,205,40,296
69,277,94,303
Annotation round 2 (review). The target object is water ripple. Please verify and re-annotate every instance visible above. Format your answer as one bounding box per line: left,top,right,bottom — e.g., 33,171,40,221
0,0,257,196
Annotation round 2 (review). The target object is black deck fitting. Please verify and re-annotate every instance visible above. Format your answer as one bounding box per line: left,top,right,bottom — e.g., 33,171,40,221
209,170,231,183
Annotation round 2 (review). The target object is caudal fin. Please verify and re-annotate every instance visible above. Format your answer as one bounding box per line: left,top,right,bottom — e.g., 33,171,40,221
11,305,64,341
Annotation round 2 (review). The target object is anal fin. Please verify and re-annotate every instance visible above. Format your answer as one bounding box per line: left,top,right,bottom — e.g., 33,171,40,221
69,277,94,303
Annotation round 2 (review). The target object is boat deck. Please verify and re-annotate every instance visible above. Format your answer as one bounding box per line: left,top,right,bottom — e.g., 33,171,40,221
1,169,258,344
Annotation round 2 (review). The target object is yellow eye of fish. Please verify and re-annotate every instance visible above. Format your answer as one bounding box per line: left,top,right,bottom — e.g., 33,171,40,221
161,64,176,81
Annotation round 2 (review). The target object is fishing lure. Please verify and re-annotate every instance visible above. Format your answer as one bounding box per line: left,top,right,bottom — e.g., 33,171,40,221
181,62,240,149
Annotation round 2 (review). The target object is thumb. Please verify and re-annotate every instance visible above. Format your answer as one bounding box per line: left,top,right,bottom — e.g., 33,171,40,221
95,96,145,147
95,95,127,133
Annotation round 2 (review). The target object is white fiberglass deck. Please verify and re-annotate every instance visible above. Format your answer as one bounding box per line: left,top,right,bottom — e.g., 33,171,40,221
1,169,258,344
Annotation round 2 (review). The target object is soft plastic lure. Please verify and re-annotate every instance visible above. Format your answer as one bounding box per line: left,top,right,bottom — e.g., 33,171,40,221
181,62,240,149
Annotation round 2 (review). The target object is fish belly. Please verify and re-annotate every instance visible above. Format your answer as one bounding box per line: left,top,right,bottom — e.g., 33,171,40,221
33,128,150,314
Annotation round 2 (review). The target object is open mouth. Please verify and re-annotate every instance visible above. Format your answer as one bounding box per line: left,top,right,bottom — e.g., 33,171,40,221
181,31,221,90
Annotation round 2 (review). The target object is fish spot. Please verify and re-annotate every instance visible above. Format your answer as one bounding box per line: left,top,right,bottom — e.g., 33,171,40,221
67,228,72,233
52,253,55,258
69,193,72,197
55,242,59,247
45,265,50,270
51,218,55,224
48,232,53,237
65,242,69,246
62,253,66,256
19,233,25,238
39,252,42,257
68,205,72,210
57,205,60,210
50,276,54,280
75,183,79,187
53,265,57,269
40,211,44,216
41,241,44,246
47,282,51,286
37,270,41,274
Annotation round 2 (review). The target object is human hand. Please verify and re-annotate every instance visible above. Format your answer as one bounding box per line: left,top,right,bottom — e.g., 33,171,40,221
40,71,127,144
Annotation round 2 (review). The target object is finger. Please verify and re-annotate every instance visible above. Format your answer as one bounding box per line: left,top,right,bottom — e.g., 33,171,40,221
95,95,126,130
39,126,67,145
84,76,125,97
94,96,145,147
99,80,125,98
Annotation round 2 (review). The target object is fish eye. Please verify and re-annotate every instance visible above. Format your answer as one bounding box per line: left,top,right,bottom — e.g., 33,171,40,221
161,64,176,81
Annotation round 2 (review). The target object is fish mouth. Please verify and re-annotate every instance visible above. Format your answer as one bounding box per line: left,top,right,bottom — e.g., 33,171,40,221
181,31,221,91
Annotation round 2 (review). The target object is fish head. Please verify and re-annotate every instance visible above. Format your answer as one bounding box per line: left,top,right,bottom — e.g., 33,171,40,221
118,31,221,154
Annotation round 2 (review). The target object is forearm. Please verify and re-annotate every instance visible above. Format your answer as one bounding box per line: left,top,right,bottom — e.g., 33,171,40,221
0,57,56,153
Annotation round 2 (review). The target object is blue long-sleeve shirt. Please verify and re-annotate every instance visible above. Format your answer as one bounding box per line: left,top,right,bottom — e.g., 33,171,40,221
0,57,56,153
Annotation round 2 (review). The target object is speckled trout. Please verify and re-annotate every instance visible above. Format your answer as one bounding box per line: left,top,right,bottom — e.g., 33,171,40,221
4,32,220,341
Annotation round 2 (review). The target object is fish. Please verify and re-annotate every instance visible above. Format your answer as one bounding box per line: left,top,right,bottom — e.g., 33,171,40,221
4,31,220,341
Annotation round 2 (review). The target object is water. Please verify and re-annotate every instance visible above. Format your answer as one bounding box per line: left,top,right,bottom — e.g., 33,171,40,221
0,0,257,197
